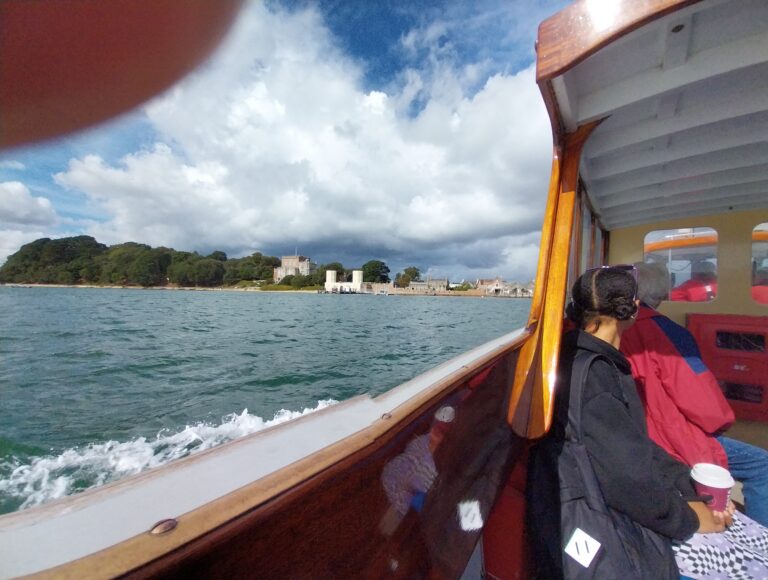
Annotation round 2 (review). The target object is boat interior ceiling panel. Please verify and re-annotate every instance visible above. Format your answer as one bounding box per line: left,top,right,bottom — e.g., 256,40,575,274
552,0,768,230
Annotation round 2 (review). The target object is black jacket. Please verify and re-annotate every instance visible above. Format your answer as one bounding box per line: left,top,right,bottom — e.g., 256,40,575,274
558,330,699,540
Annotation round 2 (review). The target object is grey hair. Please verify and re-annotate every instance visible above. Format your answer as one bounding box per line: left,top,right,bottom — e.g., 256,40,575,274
634,262,670,308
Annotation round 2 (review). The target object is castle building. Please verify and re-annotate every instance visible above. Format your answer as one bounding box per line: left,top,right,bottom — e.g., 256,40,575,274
406,277,448,292
273,255,316,282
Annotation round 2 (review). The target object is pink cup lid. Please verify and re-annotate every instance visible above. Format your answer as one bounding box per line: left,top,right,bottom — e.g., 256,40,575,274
691,463,734,489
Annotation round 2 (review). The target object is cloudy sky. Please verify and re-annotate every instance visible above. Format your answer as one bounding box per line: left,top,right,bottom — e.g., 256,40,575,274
0,0,568,282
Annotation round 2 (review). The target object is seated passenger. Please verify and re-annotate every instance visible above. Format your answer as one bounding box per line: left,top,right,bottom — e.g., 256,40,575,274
622,262,768,526
670,261,717,301
528,266,768,579
752,268,768,304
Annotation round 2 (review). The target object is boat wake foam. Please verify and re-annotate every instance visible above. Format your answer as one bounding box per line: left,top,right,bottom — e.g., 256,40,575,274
0,400,338,512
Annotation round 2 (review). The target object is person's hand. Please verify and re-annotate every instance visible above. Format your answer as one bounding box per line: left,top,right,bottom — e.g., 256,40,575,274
711,509,733,528
712,500,736,528
688,501,727,533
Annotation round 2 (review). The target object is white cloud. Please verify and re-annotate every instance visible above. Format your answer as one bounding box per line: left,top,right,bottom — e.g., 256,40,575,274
0,181,58,227
55,146,246,249
0,160,25,170
50,2,554,280
0,181,61,264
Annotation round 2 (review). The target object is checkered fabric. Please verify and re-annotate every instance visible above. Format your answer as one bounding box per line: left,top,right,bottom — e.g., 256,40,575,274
674,513,768,579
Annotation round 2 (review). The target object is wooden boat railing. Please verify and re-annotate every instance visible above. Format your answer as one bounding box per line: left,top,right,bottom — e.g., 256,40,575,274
7,330,530,578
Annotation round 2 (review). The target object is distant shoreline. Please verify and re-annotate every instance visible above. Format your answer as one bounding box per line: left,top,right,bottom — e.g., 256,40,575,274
0,283,311,293
0,283,532,298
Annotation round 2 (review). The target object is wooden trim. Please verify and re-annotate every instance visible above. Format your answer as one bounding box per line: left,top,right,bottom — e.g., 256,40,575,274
33,332,530,578
572,187,584,276
578,180,603,273
536,0,704,82
644,235,717,252
525,151,562,328
578,177,607,234
537,68,566,151
509,122,600,438
533,124,597,436
589,210,597,268
645,231,768,253
125,353,524,579
506,153,561,431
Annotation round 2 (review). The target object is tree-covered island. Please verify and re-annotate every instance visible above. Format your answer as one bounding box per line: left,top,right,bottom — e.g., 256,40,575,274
0,236,402,290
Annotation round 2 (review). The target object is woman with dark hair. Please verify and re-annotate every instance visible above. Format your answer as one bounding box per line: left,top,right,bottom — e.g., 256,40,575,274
528,266,768,579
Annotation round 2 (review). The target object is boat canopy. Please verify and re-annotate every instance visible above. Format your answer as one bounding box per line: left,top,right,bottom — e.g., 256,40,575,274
537,0,768,230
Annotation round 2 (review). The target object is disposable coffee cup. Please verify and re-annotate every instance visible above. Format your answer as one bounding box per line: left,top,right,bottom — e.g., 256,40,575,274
691,463,734,512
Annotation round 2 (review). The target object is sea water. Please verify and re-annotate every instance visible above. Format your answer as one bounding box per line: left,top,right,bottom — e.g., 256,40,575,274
0,286,530,514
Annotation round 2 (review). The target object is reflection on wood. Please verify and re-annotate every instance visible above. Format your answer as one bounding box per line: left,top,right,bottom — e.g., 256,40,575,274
536,0,697,82
510,122,598,439
527,154,563,329
123,351,523,578
508,154,561,435
533,123,599,437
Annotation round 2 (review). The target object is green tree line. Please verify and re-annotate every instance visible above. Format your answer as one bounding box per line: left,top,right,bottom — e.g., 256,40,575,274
394,266,421,288
0,236,420,289
0,236,280,288
0,237,405,289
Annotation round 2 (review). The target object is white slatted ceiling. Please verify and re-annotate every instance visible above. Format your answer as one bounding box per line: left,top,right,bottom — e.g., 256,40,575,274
555,0,768,229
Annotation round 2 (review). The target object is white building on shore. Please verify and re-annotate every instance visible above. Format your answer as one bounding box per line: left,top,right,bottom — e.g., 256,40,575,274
325,269,363,293
476,277,534,296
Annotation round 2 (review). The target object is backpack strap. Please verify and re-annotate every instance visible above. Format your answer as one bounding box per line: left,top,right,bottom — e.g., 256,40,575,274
566,351,626,442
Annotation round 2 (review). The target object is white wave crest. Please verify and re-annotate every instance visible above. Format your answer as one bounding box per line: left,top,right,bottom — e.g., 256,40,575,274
0,400,338,511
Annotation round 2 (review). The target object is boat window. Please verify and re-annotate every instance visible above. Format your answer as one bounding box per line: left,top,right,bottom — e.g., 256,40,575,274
716,331,765,352
721,382,764,404
643,227,718,303
752,222,768,305
594,226,604,266
580,198,592,272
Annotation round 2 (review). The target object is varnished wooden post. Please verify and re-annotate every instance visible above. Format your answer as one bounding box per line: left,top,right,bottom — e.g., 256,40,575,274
508,121,599,438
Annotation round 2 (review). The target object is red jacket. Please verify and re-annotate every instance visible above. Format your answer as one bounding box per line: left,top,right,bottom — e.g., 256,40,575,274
753,285,768,305
669,278,717,302
620,305,734,468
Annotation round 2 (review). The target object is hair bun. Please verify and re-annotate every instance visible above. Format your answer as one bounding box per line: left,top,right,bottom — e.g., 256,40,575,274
613,301,637,321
